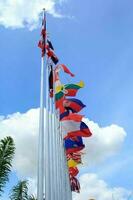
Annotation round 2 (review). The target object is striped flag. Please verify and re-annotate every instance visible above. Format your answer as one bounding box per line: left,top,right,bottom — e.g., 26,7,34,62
61,117,92,138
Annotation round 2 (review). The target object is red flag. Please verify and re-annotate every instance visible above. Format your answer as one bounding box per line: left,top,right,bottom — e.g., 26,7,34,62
69,167,79,177
55,64,75,77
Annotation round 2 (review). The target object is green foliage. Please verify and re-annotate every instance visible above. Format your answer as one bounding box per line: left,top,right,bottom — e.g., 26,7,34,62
0,136,15,196
28,194,37,200
10,180,29,200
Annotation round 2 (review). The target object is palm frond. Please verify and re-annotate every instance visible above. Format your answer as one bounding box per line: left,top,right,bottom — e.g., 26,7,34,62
0,136,15,195
28,194,37,200
10,180,28,200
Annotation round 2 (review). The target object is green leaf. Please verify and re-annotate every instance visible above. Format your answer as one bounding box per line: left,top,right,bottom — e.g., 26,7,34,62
10,180,28,200
0,136,15,196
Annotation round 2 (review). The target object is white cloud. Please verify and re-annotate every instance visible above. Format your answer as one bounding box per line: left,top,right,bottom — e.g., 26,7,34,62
0,0,66,29
0,108,127,196
0,109,39,178
82,118,126,166
73,173,131,200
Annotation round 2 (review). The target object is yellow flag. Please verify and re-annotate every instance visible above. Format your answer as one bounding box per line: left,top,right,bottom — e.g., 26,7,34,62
67,159,78,168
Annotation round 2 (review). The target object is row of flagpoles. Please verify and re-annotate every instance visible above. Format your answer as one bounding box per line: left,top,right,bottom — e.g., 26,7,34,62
37,9,93,200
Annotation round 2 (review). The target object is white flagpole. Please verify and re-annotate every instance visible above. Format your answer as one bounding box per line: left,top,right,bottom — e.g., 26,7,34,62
37,9,45,199
49,64,55,200
52,69,59,200
45,57,50,200
37,55,45,200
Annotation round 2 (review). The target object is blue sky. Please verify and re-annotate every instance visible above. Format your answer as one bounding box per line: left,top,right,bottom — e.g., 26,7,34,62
0,0,133,199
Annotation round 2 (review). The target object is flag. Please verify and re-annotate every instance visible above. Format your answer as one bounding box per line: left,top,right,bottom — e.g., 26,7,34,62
61,119,92,138
70,175,80,193
49,64,53,97
64,81,84,96
38,12,46,57
60,110,69,120
60,98,86,120
47,39,54,50
68,159,78,168
67,152,82,164
46,38,59,64
63,98,86,113
55,90,65,113
69,167,79,177
64,136,85,153
55,64,75,77
55,81,84,99
47,49,59,64
61,113,84,122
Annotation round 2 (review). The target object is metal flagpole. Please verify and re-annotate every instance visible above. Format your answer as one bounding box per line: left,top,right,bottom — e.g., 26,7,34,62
53,68,61,200
48,63,55,200
37,55,45,200
45,57,50,200
37,9,46,200
52,68,59,200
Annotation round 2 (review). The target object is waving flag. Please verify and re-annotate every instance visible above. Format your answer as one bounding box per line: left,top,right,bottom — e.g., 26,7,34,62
60,110,69,120
38,12,46,57
67,152,82,164
62,119,92,138
68,159,78,168
60,98,86,120
63,98,86,113
55,90,65,113
64,81,84,97
46,39,59,64
55,64,75,77
64,136,85,153
69,167,79,177
55,81,84,97
61,113,83,122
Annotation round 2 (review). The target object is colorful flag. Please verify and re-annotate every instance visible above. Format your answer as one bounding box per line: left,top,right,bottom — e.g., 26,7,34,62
61,113,84,122
64,81,84,96
55,81,84,112
45,38,59,64
38,12,46,57
60,110,69,120
69,167,79,177
55,64,75,77
64,136,85,153
68,159,78,167
55,90,65,113
63,98,86,113
55,81,84,96
67,152,82,164
62,119,92,138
